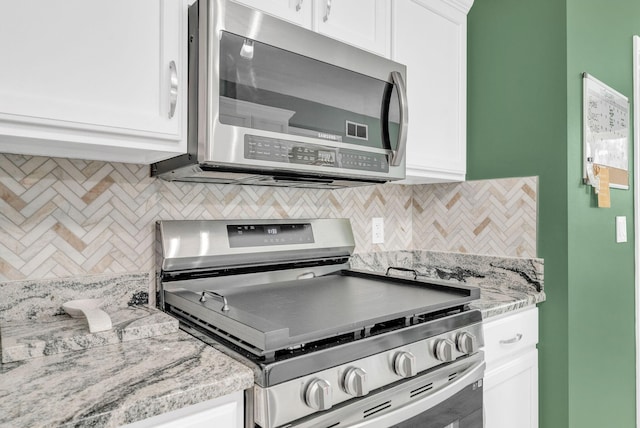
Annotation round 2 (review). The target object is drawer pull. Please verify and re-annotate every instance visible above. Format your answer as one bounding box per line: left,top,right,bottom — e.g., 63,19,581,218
499,333,523,345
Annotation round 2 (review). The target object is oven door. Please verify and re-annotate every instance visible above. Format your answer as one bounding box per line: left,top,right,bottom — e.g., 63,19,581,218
379,381,483,428
291,354,484,428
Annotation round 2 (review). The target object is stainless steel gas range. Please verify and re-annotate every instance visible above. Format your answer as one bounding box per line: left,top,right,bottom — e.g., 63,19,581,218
156,219,485,428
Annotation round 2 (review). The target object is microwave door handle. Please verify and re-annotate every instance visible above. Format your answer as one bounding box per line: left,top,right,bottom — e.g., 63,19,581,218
388,71,408,167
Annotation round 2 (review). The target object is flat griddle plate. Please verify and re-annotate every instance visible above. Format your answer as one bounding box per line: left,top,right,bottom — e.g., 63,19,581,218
166,270,479,355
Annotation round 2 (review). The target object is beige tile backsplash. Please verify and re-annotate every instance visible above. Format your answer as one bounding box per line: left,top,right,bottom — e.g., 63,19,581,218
0,154,536,281
413,177,537,257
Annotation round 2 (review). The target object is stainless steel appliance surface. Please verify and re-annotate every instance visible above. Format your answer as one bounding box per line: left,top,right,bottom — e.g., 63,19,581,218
157,219,485,428
151,0,408,188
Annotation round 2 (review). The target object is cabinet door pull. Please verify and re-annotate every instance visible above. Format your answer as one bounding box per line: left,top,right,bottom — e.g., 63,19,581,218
499,333,523,345
168,60,178,119
323,0,332,22
295,0,303,12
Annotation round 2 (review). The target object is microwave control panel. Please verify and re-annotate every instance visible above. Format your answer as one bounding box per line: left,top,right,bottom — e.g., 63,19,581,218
245,135,389,172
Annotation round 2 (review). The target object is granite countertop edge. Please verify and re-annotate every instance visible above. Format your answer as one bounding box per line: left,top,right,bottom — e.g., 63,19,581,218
472,289,547,319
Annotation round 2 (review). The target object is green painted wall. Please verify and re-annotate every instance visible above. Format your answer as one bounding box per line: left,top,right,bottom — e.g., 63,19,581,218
566,0,637,426
468,0,636,426
467,1,569,426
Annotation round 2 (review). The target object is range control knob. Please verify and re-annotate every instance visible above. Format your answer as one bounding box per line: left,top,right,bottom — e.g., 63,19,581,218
456,331,478,354
304,378,332,411
434,338,456,362
394,351,417,378
342,367,369,397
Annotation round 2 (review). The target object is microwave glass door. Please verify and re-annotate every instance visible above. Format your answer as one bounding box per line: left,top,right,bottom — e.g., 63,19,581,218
218,31,400,151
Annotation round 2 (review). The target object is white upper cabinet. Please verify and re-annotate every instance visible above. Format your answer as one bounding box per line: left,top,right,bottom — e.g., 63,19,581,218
231,0,313,28
315,0,390,57
0,0,188,164
392,0,472,183
233,0,390,56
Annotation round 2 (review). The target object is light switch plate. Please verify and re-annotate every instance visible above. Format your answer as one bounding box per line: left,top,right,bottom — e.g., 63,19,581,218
372,217,384,244
616,216,627,243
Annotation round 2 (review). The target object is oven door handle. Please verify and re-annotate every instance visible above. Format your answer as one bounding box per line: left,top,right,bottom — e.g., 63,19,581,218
345,359,486,428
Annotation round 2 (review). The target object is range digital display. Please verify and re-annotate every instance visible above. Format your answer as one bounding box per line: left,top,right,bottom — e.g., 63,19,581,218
227,223,314,248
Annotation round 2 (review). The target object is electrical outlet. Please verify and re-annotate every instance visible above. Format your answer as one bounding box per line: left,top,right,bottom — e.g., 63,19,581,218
616,216,627,243
372,217,384,244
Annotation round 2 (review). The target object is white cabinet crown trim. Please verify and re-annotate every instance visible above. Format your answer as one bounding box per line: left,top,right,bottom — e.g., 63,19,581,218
440,0,474,14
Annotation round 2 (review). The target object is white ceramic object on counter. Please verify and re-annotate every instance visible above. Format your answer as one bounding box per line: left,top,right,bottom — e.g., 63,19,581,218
62,299,112,333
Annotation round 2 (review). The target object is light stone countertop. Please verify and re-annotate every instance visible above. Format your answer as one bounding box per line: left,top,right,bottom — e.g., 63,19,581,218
0,274,254,428
0,252,545,428
468,282,546,319
1,306,180,363
0,329,254,427
350,250,546,320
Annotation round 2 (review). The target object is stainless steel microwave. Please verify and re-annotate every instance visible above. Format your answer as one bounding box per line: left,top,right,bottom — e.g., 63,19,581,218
151,0,408,189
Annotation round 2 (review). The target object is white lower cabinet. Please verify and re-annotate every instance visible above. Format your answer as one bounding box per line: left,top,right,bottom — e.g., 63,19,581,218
123,391,244,428
483,307,539,428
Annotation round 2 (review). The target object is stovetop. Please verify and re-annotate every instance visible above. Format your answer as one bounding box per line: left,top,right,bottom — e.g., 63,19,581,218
163,268,479,359
175,303,483,387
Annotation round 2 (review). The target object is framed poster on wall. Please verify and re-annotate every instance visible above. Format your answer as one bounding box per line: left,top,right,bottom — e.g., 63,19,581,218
582,72,630,189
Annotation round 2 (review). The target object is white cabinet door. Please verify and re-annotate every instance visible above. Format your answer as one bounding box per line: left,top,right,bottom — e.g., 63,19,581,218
231,0,313,28
315,0,390,56
482,307,539,428
392,0,471,183
123,391,244,428
484,350,539,428
0,0,187,164
233,0,390,57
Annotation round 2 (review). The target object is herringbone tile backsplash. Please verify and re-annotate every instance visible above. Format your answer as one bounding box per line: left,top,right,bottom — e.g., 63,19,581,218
0,154,536,281
413,177,537,257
